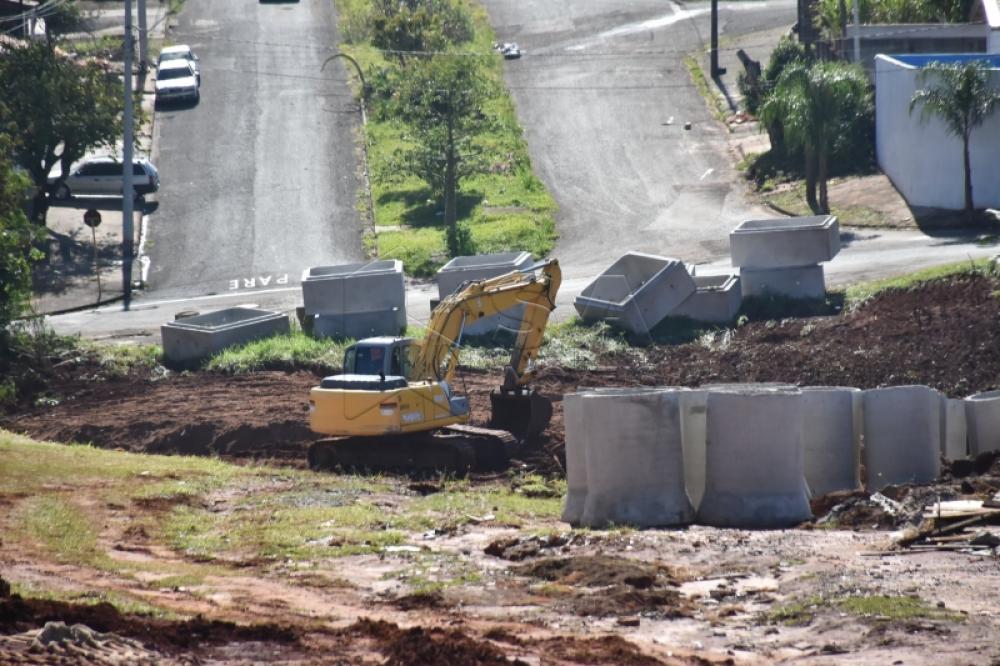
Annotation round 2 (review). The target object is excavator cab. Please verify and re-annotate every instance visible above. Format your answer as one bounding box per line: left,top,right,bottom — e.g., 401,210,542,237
341,337,415,377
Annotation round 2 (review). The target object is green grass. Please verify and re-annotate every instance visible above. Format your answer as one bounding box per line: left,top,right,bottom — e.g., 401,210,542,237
10,581,178,619
763,186,893,228
13,496,108,566
837,594,963,622
684,55,728,125
335,1,558,276
205,330,350,374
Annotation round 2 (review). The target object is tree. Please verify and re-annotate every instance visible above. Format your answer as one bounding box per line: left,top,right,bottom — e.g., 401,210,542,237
377,55,495,255
0,41,124,224
759,61,870,213
370,0,473,59
0,134,42,350
910,60,1000,219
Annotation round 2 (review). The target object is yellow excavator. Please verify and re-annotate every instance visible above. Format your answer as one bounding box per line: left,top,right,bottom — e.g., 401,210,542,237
307,258,561,473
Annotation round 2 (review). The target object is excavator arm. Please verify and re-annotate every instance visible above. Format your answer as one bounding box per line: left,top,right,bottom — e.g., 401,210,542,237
410,258,561,386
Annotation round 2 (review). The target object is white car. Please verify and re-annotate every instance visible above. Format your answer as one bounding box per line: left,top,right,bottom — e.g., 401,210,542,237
155,60,199,104
49,156,160,200
158,44,200,84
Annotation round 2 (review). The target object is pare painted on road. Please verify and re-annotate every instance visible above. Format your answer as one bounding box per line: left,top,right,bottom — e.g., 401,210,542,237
229,274,290,290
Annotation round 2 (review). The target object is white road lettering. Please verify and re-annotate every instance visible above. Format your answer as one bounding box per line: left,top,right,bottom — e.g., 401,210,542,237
229,273,291,291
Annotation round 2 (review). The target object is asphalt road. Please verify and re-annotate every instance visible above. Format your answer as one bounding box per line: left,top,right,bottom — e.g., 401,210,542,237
146,0,364,299
481,0,797,274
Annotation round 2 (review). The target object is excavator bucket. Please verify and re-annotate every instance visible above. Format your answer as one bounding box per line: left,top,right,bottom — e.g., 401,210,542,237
489,389,553,441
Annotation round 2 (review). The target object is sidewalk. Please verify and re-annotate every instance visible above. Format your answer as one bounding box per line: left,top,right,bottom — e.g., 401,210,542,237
31,7,166,316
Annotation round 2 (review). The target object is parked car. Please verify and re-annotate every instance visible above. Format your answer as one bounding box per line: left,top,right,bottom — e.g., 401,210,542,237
48,156,160,200
157,44,200,84
155,60,199,104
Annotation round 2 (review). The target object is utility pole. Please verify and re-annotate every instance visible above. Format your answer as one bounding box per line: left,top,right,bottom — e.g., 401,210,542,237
137,0,149,70
852,0,861,65
710,0,722,77
122,0,135,310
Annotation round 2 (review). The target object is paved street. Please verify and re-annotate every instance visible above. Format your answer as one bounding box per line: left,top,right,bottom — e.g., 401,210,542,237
146,0,364,299
481,0,798,275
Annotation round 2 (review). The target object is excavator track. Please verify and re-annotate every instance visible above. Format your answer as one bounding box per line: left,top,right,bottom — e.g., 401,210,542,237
307,426,515,476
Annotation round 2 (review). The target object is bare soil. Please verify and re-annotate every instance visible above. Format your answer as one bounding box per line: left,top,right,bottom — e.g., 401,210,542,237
4,274,1000,663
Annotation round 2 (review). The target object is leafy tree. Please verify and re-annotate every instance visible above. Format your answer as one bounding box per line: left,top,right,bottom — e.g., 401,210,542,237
910,60,1000,219
0,134,42,350
0,41,124,224
814,0,975,38
759,61,871,213
370,0,473,59
376,55,494,255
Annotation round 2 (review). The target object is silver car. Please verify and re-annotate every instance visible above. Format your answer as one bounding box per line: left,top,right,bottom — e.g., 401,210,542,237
49,157,160,200
158,44,200,84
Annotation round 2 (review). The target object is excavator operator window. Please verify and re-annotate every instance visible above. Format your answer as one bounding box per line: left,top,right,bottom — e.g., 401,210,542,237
390,347,403,376
353,346,385,375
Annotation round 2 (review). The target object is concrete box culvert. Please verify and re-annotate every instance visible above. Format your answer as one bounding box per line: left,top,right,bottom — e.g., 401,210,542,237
161,307,290,364
573,252,696,335
301,260,405,318
436,252,534,336
571,388,694,528
311,309,406,340
942,398,968,461
965,390,1000,455
697,388,812,528
678,389,707,511
729,215,840,269
671,273,743,324
800,387,862,497
561,391,588,526
740,265,826,300
862,385,942,490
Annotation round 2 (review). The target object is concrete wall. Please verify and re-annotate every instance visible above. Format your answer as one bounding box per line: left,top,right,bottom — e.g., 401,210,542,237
845,24,986,78
876,53,1000,209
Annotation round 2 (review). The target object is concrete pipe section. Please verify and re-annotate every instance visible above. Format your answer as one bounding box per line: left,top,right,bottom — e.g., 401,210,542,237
562,388,693,528
697,387,812,529
965,390,1000,456
941,398,968,461
800,387,862,497
863,385,942,490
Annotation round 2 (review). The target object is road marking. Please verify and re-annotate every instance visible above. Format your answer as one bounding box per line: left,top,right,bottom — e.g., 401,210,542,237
85,286,303,314
229,273,290,290
700,168,714,181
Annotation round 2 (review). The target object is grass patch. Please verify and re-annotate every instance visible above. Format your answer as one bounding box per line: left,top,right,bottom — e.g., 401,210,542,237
335,1,558,276
765,595,826,626
838,595,964,622
13,496,107,567
205,329,350,374
684,55,728,126
763,185,893,228
10,581,178,619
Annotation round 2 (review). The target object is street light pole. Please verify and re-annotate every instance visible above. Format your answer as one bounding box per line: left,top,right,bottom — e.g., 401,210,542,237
137,0,148,70
122,0,135,310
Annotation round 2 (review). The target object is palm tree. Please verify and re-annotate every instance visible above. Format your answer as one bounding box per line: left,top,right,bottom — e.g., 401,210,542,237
759,61,870,214
910,60,1000,220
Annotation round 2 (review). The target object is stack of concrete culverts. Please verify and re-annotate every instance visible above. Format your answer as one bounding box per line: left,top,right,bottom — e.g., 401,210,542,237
965,390,1000,455
301,260,406,339
800,387,862,496
574,252,697,335
697,388,812,528
863,385,942,490
561,388,693,528
435,252,533,336
729,215,840,299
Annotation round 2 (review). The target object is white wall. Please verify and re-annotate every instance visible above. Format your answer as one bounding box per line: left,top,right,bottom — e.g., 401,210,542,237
876,54,1000,210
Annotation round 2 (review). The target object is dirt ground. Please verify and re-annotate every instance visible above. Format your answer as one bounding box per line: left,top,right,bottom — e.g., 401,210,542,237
3,273,1000,664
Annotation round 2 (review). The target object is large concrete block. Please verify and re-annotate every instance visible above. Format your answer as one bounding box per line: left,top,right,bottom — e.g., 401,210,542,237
561,392,589,525
436,252,533,336
863,386,942,490
565,388,694,528
301,260,405,317
311,308,406,340
672,273,743,323
730,215,840,268
161,307,289,364
801,387,862,496
574,252,697,335
740,265,826,299
966,390,1000,455
697,388,812,528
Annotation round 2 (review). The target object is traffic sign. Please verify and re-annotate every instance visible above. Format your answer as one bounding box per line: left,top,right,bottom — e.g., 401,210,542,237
83,209,102,228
